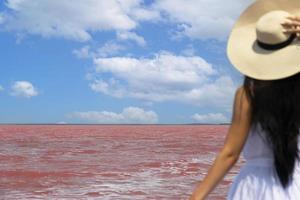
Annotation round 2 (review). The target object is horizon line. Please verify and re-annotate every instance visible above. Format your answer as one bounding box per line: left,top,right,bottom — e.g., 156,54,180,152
0,123,231,125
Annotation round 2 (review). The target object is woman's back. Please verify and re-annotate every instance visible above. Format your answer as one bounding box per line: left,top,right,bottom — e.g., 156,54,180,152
227,122,300,199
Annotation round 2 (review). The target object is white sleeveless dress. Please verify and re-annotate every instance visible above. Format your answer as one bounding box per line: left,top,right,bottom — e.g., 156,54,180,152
227,123,300,200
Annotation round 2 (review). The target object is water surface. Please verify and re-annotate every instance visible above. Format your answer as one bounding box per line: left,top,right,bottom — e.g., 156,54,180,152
0,125,245,199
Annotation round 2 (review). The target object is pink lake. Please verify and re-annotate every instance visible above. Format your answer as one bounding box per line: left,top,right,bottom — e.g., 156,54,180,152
0,125,245,199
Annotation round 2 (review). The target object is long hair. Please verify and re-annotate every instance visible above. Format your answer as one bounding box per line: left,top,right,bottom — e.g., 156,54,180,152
243,72,300,188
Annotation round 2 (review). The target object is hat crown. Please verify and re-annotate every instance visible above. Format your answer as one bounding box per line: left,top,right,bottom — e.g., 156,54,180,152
256,10,291,44
227,0,300,81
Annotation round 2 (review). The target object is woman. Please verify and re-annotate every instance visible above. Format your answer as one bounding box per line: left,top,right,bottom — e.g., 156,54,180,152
189,0,300,199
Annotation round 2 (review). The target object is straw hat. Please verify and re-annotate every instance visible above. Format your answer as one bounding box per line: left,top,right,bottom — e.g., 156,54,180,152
227,0,300,80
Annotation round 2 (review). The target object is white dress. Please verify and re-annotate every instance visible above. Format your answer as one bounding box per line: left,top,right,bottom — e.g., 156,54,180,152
227,123,300,200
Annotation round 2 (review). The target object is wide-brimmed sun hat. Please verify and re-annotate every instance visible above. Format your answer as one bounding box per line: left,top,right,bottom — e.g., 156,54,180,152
227,0,300,80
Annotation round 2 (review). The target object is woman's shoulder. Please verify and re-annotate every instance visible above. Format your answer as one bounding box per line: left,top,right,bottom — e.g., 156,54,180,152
234,85,251,114
236,84,254,99
236,85,247,99
237,85,244,93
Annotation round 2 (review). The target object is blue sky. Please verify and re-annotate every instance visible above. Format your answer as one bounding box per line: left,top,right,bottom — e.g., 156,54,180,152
0,0,253,124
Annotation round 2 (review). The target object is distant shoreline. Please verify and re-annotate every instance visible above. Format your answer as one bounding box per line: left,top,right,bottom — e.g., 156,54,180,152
0,123,231,125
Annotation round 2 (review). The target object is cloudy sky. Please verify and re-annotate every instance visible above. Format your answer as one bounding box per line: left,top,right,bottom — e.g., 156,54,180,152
0,0,253,124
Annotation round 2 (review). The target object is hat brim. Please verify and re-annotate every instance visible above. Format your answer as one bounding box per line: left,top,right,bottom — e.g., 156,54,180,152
227,0,300,80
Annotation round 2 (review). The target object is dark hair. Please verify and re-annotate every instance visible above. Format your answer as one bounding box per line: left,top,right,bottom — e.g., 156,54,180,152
243,72,300,188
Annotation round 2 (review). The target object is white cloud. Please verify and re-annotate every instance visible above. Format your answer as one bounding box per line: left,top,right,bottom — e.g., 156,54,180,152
73,42,126,59
181,44,196,56
1,0,159,42
119,0,160,21
89,51,237,110
191,112,228,124
0,13,5,24
153,0,253,41
97,42,126,57
57,121,67,124
72,45,91,59
0,0,253,42
11,81,38,98
69,106,158,124
0,0,255,42
117,31,146,46
0,85,4,91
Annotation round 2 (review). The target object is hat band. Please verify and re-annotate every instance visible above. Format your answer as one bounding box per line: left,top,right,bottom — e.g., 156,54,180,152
256,33,296,50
